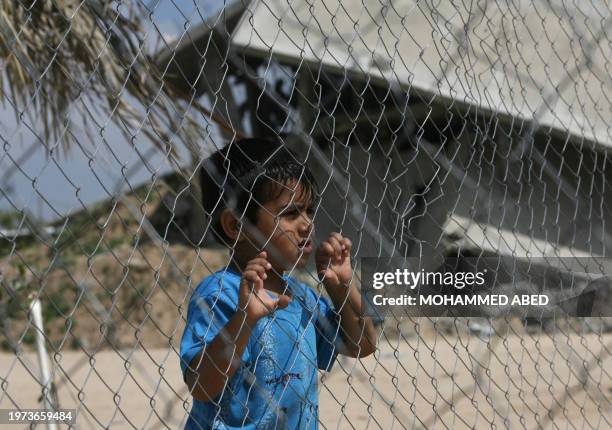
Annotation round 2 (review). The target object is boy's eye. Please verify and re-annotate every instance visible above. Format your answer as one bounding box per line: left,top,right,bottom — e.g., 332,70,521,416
280,207,314,219
281,209,299,218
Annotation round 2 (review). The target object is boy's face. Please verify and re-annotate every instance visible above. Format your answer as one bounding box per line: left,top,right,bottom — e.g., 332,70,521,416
247,180,315,272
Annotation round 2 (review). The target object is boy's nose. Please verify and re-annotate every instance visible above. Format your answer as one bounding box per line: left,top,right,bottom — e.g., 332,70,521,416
299,215,313,235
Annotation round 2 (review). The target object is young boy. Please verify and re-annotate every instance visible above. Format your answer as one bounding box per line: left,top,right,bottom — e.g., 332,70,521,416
180,137,377,429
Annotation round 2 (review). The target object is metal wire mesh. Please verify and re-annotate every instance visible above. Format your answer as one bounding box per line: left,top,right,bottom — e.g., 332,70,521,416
1,0,611,428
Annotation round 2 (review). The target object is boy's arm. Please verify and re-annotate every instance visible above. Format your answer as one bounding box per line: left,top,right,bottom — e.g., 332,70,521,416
324,278,377,357
185,311,255,403
316,233,377,357
185,251,291,402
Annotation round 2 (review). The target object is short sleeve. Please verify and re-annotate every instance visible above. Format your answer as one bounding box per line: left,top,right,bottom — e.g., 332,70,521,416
312,294,340,371
179,275,247,379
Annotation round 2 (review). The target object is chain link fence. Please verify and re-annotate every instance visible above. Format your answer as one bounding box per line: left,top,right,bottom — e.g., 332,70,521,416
1,0,611,428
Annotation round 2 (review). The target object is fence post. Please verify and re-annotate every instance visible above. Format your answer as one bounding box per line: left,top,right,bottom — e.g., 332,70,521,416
29,295,57,430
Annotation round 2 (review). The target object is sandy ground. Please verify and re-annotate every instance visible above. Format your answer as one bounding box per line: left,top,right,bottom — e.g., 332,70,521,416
1,330,611,429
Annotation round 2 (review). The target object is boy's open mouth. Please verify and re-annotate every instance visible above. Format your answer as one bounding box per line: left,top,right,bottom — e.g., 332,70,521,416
298,239,312,253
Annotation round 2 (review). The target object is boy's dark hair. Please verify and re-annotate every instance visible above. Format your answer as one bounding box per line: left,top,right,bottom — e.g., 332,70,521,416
201,137,319,244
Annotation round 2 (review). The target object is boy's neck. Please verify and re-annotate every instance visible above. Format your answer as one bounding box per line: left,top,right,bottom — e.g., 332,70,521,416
228,258,287,295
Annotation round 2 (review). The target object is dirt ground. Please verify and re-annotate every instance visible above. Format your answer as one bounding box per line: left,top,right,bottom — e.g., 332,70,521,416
1,328,611,429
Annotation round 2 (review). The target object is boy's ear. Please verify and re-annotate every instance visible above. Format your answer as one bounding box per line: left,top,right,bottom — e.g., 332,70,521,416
219,208,242,241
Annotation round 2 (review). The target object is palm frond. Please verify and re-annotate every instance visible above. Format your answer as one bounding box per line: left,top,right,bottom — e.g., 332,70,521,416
0,0,230,156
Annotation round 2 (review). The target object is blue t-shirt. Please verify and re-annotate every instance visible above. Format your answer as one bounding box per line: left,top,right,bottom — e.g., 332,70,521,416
180,269,340,429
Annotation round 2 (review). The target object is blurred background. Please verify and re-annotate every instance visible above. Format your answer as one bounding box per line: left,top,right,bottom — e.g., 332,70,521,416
1,0,611,428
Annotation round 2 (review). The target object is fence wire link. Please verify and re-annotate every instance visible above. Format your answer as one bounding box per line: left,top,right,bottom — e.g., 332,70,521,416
0,0,611,428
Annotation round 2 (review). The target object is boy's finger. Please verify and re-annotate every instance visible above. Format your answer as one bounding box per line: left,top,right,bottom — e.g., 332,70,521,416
243,271,261,291
251,252,268,261
276,294,292,309
330,232,345,245
342,237,352,251
245,263,268,279
248,257,272,268
249,258,272,270
331,232,349,250
327,236,343,262
254,290,282,313
318,241,335,258
247,260,271,275
318,268,339,284
327,236,343,255
250,268,266,283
